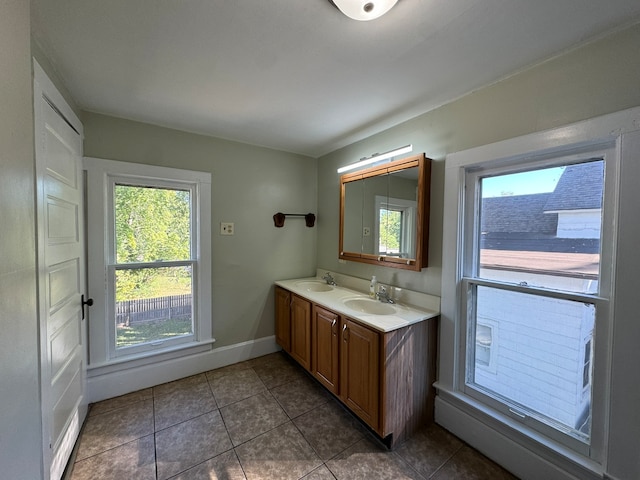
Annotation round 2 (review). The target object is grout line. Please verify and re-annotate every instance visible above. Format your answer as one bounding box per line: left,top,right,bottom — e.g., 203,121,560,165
428,444,465,479
152,391,158,480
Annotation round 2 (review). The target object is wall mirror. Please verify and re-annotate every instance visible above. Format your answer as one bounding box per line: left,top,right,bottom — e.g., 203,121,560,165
339,153,431,271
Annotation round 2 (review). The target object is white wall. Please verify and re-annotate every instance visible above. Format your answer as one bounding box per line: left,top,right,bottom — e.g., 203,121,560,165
0,1,43,478
318,21,640,480
317,23,640,298
82,112,318,349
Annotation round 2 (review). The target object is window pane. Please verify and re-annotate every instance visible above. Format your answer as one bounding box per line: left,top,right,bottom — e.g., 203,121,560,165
471,285,594,441
478,160,603,294
379,208,402,254
115,184,191,264
115,266,193,349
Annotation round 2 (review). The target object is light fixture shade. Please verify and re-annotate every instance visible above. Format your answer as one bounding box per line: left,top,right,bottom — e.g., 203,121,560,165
331,0,398,21
337,144,413,173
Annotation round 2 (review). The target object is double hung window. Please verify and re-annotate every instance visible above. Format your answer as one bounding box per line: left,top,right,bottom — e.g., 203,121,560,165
85,158,212,366
461,150,615,456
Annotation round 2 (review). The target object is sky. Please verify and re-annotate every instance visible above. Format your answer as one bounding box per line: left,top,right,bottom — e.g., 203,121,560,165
481,166,564,198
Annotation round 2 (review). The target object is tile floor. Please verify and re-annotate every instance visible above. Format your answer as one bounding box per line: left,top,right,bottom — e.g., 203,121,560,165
68,352,518,480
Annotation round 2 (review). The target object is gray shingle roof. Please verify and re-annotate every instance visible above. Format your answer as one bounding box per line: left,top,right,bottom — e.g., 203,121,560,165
481,193,557,234
543,160,604,211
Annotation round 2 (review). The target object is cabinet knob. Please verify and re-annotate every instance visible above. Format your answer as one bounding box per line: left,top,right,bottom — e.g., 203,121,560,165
342,324,348,341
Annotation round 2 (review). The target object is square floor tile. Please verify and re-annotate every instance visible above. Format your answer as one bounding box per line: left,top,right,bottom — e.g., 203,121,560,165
220,391,289,446
168,450,247,480
154,373,209,398
271,376,331,419
394,424,463,478
205,360,253,382
76,399,154,461
210,368,267,408
89,388,153,417
293,400,365,461
252,352,308,389
431,445,518,480
326,436,422,480
235,421,322,480
155,381,217,431
301,465,337,479
155,410,233,480
70,435,155,480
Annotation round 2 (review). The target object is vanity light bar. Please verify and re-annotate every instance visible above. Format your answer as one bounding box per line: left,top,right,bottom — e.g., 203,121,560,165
337,144,413,173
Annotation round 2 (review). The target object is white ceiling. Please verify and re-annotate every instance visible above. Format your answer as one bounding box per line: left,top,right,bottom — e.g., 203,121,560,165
31,0,640,158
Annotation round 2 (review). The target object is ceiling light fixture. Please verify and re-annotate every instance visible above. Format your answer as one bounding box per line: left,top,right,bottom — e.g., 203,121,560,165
337,144,413,173
328,0,399,21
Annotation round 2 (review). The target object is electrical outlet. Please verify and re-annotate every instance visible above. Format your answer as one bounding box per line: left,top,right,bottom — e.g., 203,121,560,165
220,222,234,235
363,226,371,236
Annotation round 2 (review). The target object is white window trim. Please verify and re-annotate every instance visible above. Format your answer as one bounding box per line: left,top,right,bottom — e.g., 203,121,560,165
84,157,212,370
436,108,640,480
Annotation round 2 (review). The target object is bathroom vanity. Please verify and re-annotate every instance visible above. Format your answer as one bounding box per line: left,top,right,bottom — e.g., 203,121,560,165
275,276,439,448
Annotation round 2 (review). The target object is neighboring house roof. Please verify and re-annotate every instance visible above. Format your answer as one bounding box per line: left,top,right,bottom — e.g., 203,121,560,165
543,161,604,212
481,193,557,234
481,233,599,254
481,250,599,278
479,163,604,272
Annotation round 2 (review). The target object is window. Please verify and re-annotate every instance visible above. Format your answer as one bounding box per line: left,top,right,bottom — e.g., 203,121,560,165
112,182,195,355
475,323,492,367
582,339,592,390
374,195,416,257
85,158,212,367
461,154,613,454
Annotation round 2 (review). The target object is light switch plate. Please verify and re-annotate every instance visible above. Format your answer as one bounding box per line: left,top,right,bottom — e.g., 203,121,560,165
220,222,234,235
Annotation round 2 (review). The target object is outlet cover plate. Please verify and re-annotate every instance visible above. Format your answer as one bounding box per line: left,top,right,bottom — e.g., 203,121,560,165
220,222,234,235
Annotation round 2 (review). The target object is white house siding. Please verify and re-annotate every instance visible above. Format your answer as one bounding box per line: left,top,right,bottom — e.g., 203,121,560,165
555,210,601,239
474,272,594,431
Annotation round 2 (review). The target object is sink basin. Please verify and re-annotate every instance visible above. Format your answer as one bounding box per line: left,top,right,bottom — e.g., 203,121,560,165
295,281,334,292
343,298,396,315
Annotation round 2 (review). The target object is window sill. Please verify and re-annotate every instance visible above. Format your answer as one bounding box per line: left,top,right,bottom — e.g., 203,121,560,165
433,383,603,480
87,338,216,378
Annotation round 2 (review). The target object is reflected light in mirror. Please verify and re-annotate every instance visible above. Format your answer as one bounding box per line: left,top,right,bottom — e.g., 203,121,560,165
337,144,413,173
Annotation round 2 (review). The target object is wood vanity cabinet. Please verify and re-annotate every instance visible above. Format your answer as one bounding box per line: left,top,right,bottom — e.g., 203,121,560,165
275,286,312,371
312,305,340,394
275,286,291,351
340,317,380,431
276,286,437,448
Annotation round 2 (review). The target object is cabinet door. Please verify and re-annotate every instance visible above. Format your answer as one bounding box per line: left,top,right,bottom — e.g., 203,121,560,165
275,287,291,352
340,318,380,430
312,305,340,394
290,294,312,371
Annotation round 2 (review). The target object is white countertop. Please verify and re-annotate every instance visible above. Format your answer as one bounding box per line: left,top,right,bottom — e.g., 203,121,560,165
275,277,439,333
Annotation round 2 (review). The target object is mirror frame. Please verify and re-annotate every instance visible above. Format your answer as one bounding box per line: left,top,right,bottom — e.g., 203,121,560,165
339,153,431,271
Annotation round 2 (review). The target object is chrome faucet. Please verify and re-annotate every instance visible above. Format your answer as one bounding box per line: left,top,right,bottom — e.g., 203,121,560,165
322,272,337,285
376,284,395,303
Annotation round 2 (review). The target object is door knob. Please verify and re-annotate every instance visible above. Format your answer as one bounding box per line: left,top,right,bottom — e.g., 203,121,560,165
81,294,94,320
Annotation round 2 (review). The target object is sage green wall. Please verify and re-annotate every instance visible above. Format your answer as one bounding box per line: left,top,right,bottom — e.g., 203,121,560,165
82,112,317,347
317,22,640,296
0,1,42,477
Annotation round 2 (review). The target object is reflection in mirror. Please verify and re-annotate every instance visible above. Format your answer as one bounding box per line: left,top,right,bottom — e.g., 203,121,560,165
362,172,388,255
342,179,364,253
339,154,431,271
375,167,418,258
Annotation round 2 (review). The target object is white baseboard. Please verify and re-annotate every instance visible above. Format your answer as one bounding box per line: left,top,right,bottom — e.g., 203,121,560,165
435,396,603,480
87,335,279,403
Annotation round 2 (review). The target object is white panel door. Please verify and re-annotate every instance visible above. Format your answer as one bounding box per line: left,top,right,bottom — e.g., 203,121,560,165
34,61,87,480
